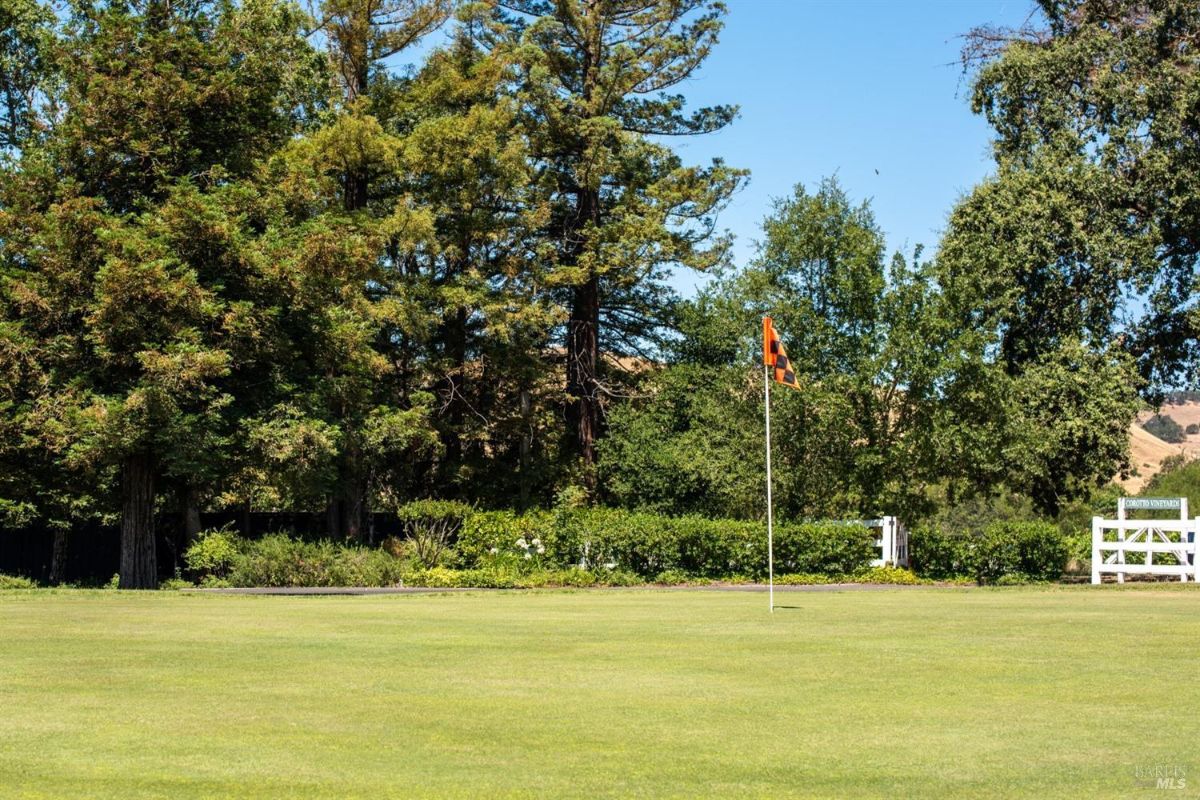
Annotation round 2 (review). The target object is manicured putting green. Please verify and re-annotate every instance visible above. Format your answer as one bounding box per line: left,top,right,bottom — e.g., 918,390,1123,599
1,586,1198,798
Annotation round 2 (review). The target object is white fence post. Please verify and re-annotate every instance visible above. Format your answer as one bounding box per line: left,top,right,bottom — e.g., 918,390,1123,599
883,517,895,567
1091,516,1101,585
1194,517,1200,584
865,516,908,569
1116,521,1126,584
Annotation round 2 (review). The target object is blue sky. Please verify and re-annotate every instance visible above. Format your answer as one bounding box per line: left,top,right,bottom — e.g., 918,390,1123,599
393,1,1039,295
664,0,1037,294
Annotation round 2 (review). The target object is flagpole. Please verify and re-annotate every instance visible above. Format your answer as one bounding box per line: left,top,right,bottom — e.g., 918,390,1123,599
764,362,774,614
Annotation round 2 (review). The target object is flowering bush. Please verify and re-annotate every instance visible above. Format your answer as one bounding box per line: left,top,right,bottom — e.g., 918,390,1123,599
459,508,875,580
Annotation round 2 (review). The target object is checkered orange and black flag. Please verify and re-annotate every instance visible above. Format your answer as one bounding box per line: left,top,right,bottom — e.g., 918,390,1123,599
762,317,800,390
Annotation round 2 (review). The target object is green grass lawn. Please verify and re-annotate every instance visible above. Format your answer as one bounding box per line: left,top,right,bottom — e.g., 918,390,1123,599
2,586,1199,798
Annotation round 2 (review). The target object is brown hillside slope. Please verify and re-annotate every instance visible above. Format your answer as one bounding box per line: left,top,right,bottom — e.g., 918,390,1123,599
1123,423,1187,493
1121,401,1200,493
1157,400,1200,435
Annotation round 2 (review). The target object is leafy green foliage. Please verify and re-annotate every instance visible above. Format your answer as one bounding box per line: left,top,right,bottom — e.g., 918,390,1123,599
180,509,877,587
459,507,874,580
1142,459,1200,518
183,528,241,580
605,179,956,521
909,521,1068,584
961,0,1200,390
849,566,922,585
396,499,472,567
0,573,38,589
186,533,408,588
973,522,1067,584
0,0,53,152
599,364,764,519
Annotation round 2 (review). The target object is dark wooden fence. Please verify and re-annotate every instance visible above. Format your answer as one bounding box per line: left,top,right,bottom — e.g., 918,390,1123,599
0,512,406,584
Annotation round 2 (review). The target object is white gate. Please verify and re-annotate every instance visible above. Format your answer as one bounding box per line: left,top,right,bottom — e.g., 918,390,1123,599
1091,497,1198,584
866,516,908,568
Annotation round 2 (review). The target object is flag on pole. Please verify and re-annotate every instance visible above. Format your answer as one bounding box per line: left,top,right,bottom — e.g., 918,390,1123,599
760,316,800,614
762,317,800,390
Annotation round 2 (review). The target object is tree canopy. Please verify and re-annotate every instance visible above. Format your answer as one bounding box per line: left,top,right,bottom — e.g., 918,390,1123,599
0,0,1188,586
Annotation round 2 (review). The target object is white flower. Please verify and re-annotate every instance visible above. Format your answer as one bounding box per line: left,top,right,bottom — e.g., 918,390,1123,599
516,538,528,549
523,552,532,560
536,545,545,554
488,547,498,555
531,538,541,547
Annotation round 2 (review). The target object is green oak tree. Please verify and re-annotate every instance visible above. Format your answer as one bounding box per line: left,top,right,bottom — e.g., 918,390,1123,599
603,180,949,521
958,0,1200,390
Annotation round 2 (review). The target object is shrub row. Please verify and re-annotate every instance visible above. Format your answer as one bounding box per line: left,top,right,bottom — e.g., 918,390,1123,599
183,511,1066,588
186,532,407,588
184,509,878,587
909,521,1068,583
0,573,38,589
456,508,876,579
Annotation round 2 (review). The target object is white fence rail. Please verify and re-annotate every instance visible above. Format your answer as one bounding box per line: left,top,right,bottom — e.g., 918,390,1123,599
867,516,908,569
1091,516,1199,584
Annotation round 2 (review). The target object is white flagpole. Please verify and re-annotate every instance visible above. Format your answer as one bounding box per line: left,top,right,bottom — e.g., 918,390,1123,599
764,362,774,613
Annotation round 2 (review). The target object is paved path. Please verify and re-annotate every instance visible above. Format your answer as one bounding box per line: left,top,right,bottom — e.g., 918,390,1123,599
186,583,959,596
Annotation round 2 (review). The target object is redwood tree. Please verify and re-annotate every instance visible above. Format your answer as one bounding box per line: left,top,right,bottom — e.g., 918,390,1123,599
0,0,321,587
490,0,745,473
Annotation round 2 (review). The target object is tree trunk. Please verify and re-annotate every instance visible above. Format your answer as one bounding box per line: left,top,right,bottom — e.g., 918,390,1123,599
333,57,370,538
119,452,158,589
326,494,342,539
519,387,533,509
566,272,601,469
344,171,368,213
341,481,363,541
184,486,202,544
442,306,468,490
49,528,68,585
343,62,370,211
333,435,365,541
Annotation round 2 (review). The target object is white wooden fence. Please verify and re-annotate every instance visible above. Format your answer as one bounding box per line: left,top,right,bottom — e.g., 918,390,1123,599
867,516,908,569
1091,497,1198,584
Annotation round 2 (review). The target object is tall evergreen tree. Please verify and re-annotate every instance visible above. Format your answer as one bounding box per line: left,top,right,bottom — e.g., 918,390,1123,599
488,0,745,474
0,0,54,153
0,0,323,586
393,28,560,502
300,0,454,537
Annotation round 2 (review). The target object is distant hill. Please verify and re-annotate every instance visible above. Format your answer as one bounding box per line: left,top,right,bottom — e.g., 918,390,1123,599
1122,400,1200,493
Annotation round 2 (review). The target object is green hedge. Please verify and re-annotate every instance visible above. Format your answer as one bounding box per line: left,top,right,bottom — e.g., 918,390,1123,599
909,521,1067,584
458,508,876,580
186,532,407,588
185,508,878,587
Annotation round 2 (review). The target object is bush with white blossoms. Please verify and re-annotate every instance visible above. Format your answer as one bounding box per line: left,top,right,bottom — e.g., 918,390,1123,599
474,536,548,573
516,537,546,561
